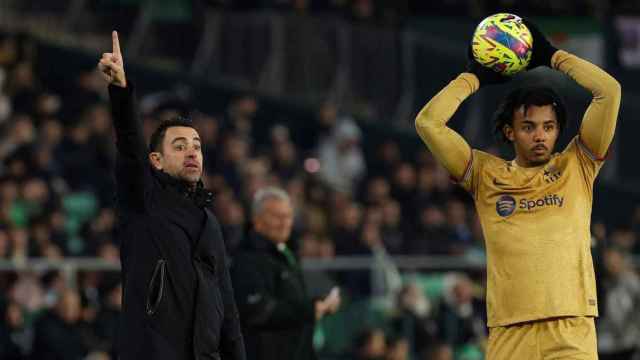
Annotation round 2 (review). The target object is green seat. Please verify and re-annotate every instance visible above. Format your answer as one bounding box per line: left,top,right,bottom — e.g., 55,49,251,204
403,273,447,301
455,344,484,360
62,192,98,255
316,297,392,355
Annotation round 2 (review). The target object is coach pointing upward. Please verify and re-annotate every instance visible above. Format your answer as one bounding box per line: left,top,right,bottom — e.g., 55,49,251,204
98,31,246,360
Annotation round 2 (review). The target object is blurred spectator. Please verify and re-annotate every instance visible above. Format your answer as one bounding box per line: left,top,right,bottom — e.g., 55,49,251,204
444,199,473,255
5,62,41,115
421,342,454,360
608,227,637,254
391,282,438,356
385,336,409,360
53,119,102,192
224,93,259,143
379,199,406,254
370,140,402,177
353,328,387,360
0,227,10,258
80,208,116,256
299,101,338,152
40,270,66,308
193,112,221,173
363,176,391,207
31,289,88,360
317,117,366,194
216,133,251,194
84,352,111,360
269,125,300,182
8,272,44,313
631,206,640,252
9,228,30,262
298,232,339,299
93,278,122,359
389,162,417,221
0,70,11,124
61,67,104,123
597,247,640,360
435,275,486,349
364,217,404,299
332,201,364,255
0,113,35,162
406,205,450,255
214,194,247,255
0,300,29,359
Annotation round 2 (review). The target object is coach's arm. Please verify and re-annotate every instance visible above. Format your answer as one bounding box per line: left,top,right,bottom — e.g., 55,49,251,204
99,31,149,211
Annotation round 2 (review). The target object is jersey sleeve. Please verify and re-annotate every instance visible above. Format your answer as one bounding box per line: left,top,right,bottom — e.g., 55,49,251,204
459,149,493,196
552,50,621,160
563,136,604,187
415,73,479,182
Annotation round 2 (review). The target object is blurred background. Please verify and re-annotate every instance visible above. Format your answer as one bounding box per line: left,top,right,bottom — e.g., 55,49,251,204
1,0,640,359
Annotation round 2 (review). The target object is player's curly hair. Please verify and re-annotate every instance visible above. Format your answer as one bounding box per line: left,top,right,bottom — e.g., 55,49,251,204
493,86,568,143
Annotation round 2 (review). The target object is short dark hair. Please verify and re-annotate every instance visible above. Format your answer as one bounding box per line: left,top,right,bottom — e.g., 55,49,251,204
148,117,196,153
493,86,568,143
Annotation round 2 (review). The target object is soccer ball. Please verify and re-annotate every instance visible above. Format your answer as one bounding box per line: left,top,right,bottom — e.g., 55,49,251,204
471,13,533,76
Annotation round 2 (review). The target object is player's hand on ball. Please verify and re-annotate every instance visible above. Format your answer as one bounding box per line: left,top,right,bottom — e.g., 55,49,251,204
98,31,127,88
522,19,558,69
466,46,509,87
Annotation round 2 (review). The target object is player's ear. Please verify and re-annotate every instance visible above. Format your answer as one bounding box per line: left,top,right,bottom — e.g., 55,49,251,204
503,124,515,142
149,152,163,170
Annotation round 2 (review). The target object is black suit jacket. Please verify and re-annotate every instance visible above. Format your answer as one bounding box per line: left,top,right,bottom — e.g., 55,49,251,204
109,84,245,360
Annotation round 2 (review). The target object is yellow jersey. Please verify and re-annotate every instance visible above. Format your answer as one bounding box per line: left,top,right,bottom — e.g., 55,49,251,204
415,50,621,327
461,138,601,326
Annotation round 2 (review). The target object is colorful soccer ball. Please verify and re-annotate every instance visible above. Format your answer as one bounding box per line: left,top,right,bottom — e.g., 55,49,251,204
471,13,533,76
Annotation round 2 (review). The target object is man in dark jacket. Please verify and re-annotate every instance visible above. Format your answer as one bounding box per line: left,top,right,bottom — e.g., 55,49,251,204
231,187,341,360
98,31,245,360
31,290,87,360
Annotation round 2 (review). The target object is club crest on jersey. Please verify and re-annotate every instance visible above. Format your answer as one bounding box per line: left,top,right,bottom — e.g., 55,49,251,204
496,195,516,217
543,165,562,183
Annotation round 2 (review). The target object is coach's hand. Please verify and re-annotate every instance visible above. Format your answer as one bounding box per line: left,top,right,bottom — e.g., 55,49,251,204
466,46,509,87
98,31,127,88
522,18,558,69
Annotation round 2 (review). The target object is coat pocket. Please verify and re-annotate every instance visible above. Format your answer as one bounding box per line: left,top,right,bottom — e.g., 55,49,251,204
146,259,167,316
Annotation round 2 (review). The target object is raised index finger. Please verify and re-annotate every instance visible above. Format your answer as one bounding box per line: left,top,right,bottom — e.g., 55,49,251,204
112,31,121,57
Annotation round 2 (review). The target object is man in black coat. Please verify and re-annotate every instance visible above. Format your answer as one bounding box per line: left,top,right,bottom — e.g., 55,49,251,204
98,31,245,360
231,187,341,360
31,290,87,360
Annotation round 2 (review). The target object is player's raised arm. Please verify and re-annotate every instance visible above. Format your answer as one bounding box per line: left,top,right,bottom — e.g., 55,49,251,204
414,75,475,181
98,31,148,210
524,20,622,159
415,49,507,182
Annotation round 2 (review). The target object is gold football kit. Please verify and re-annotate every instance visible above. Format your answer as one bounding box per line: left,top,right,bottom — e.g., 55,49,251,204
415,50,621,359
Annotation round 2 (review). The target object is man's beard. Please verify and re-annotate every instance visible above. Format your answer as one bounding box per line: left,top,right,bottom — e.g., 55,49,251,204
178,169,202,184
528,155,550,166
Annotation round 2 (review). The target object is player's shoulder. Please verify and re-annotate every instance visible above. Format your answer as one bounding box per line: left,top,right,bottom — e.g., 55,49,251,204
557,135,595,167
559,136,581,156
461,149,510,194
471,149,509,171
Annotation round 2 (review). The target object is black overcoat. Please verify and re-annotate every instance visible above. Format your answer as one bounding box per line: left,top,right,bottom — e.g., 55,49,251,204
109,85,245,360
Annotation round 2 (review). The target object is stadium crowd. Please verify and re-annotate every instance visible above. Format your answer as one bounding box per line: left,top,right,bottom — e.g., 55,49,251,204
0,28,639,360
206,0,640,19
